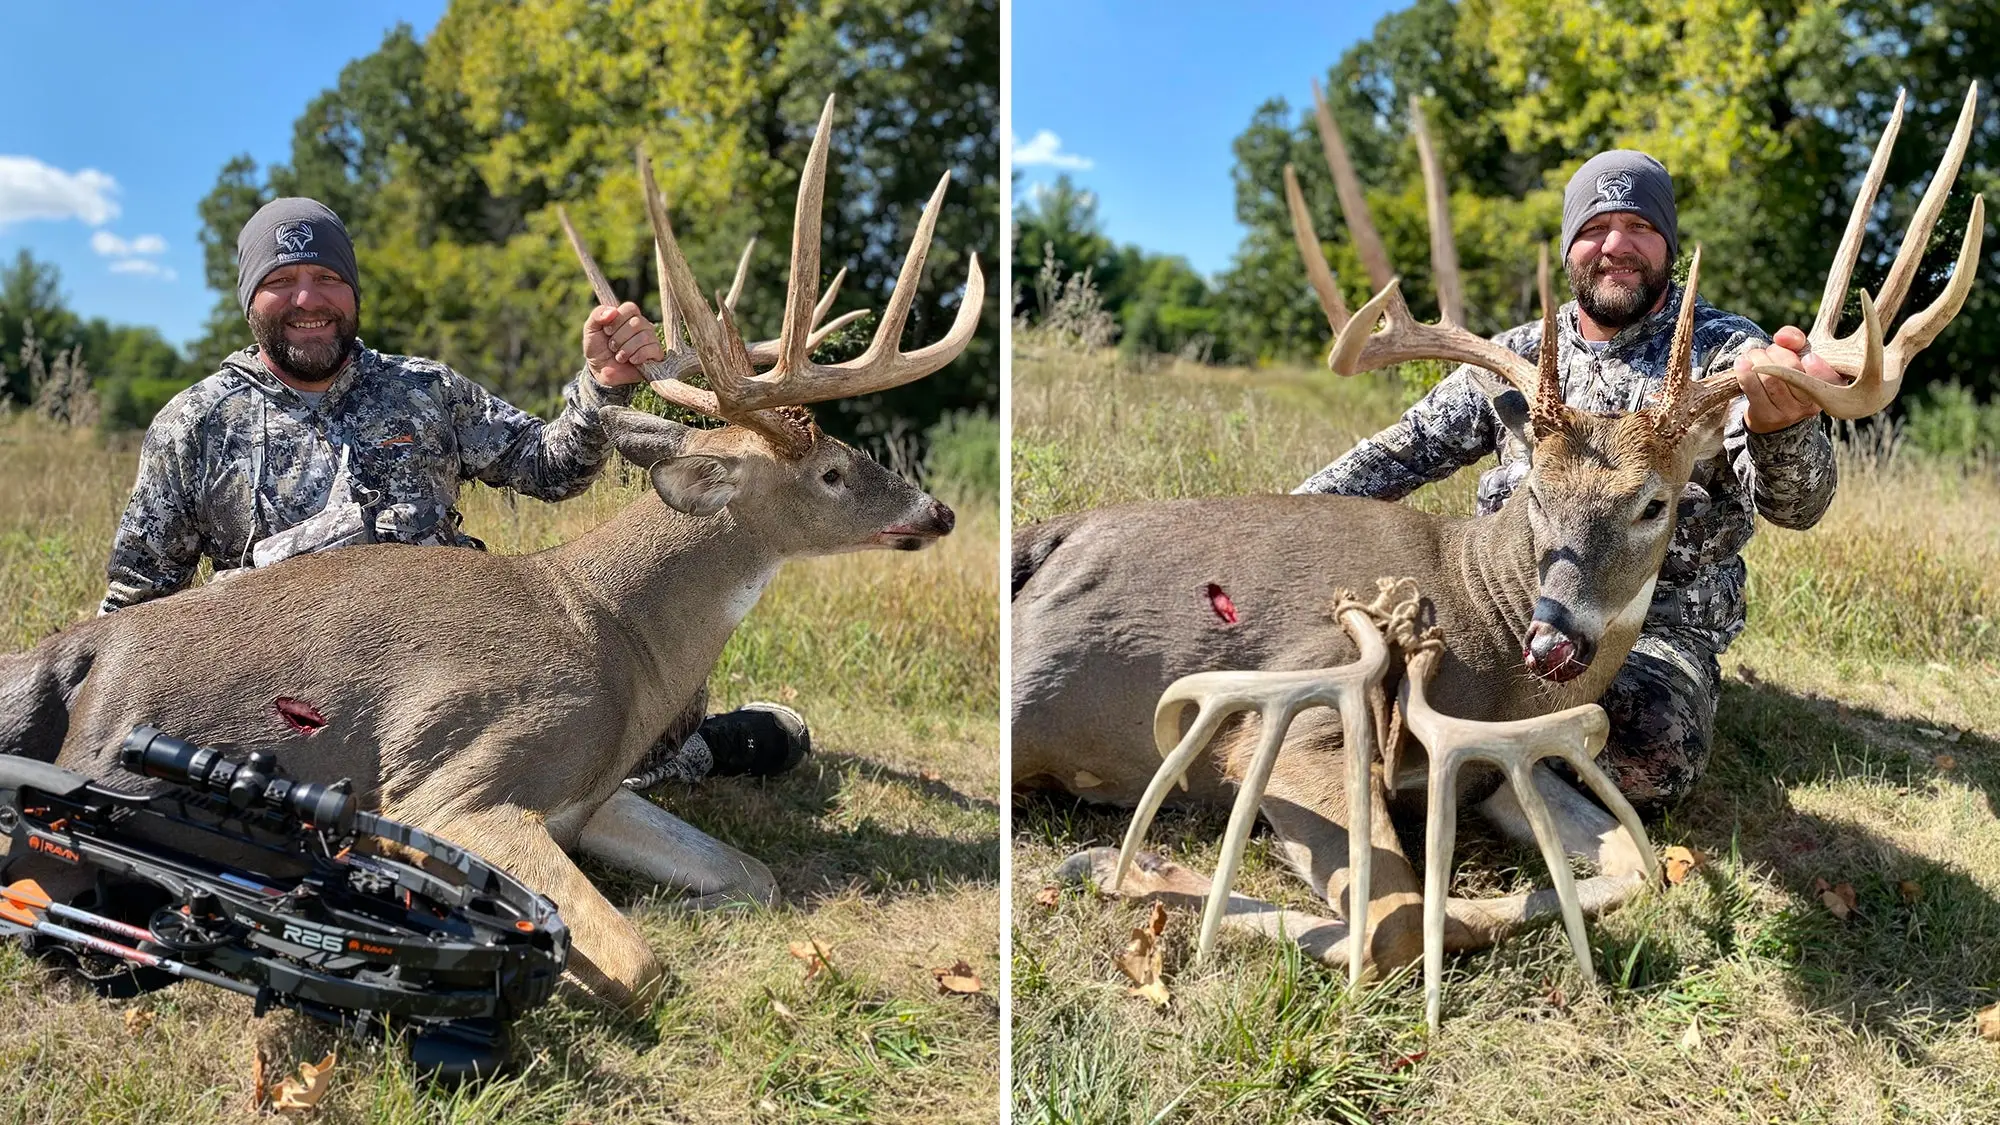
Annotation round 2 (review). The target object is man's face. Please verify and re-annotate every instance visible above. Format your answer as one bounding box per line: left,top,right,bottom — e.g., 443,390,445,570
1565,212,1671,330
248,265,358,384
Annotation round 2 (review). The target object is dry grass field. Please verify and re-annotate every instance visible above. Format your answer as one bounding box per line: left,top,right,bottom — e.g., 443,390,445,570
1011,341,2000,1124
0,412,999,1124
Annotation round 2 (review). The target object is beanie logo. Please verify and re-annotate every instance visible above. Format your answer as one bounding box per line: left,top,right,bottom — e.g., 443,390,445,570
1595,171,1636,205
274,221,316,255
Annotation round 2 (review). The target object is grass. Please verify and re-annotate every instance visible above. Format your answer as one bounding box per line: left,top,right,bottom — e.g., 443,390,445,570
1011,340,2000,1124
0,414,998,1124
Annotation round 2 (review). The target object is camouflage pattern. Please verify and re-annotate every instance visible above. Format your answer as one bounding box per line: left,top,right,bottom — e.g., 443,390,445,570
102,342,635,612
1294,283,1836,649
1297,285,1837,808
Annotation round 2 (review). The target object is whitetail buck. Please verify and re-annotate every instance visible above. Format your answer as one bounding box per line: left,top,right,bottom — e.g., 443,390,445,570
0,94,984,1011
1013,83,1981,979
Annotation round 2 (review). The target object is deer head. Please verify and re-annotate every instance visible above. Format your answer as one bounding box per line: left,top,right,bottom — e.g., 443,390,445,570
558,93,982,556
1290,84,1984,684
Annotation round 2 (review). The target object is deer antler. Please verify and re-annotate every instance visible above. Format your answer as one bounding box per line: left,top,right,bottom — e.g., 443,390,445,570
1684,84,1984,425
1399,640,1659,1031
1114,599,1391,985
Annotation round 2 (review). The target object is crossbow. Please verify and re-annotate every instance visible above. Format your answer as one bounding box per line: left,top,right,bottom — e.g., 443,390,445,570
0,726,569,1079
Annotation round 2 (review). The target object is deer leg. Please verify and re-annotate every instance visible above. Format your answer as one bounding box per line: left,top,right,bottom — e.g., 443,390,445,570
424,803,664,1014
576,788,779,910
1057,846,1350,964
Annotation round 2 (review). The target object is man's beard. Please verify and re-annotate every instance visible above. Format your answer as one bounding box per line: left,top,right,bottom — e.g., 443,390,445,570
1566,254,1670,331
250,305,358,384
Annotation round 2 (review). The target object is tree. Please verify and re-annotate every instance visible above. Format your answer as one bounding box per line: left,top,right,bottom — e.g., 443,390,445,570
0,251,80,404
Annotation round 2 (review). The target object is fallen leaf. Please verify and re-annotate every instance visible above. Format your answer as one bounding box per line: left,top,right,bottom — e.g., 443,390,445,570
1034,885,1061,909
1736,665,1760,686
250,1048,269,1113
788,938,833,983
1388,1050,1429,1071
1544,984,1568,1013
271,1051,336,1114
1946,727,1965,743
1935,754,1958,772
123,1007,154,1036
932,960,983,995
1662,845,1707,886
777,685,799,703
1978,1003,2000,1041
764,988,799,1023
1899,880,1923,904
1680,1016,1702,1051
1115,902,1170,1005
1920,727,1947,740
1814,877,1857,921
919,768,941,783
1834,703,1853,721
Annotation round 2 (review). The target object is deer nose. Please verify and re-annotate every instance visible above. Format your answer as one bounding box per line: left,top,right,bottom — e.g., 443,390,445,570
1523,620,1586,682
930,500,955,534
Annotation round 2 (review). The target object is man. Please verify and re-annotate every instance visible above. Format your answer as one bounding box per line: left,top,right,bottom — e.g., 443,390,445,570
102,196,806,784
1295,151,1841,811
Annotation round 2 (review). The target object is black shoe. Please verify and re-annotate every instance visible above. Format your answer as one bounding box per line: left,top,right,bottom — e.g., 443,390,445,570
697,703,811,778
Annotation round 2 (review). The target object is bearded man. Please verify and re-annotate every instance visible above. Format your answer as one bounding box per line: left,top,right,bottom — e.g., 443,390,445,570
1295,151,1842,811
101,197,807,784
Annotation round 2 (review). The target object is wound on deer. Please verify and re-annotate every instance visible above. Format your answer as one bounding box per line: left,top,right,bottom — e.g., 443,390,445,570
273,697,327,735
1205,583,1239,625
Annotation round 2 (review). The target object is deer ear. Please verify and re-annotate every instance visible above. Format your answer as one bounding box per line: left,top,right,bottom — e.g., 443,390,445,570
604,406,695,469
649,454,741,516
1491,387,1535,451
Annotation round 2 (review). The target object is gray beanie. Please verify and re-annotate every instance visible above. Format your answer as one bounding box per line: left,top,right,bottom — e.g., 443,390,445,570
235,198,360,315
1560,150,1679,262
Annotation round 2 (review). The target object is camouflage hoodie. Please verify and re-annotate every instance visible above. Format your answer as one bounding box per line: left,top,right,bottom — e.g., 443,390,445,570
1294,284,1836,649
101,342,636,613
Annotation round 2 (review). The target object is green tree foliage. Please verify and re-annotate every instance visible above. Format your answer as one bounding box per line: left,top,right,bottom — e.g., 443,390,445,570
191,2,998,442
1219,0,2000,402
0,250,81,404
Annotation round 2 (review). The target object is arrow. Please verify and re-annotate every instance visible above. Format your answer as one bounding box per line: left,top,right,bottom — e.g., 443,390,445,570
1,881,259,999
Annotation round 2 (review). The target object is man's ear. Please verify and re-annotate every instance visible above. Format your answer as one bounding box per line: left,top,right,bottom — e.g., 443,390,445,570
603,405,693,469
649,454,741,517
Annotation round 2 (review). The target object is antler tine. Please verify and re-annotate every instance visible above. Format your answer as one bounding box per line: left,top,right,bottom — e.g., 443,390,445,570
1744,81,1983,420
1284,163,1351,333
773,94,837,377
1530,245,1563,430
558,205,623,312
561,201,726,418
1650,245,1703,434
1311,78,1394,292
1409,96,1463,327
637,150,689,357
1400,645,1658,1031
725,236,758,315
1329,279,1544,397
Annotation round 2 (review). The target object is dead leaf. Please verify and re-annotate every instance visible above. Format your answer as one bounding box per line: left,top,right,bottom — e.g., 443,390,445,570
1834,703,1853,721
1920,727,1947,740
1679,1016,1702,1051
931,960,983,995
1115,902,1170,1005
1899,880,1923,904
1544,984,1568,1013
1034,885,1061,909
1933,753,1958,772
123,1007,154,1036
1814,877,1857,921
1662,845,1706,886
1388,1050,1429,1071
777,684,799,703
788,938,833,983
919,768,941,783
270,1051,336,1115
250,1048,269,1113
1978,1003,2000,1041
763,988,799,1023
1736,664,1760,686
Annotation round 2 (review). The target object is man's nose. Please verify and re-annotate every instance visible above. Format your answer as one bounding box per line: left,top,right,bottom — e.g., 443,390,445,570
1600,226,1633,257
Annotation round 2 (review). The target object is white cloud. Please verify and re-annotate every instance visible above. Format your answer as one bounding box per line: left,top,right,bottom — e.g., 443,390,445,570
0,156,119,226
1011,130,1094,171
109,258,177,282
91,231,168,257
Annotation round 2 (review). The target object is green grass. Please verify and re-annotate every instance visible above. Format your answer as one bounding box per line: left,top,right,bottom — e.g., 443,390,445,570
1011,341,2000,1124
0,416,998,1124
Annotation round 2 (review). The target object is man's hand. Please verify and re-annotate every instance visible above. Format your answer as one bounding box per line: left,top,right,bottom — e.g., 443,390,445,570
1732,325,1844,433
583,303,665,387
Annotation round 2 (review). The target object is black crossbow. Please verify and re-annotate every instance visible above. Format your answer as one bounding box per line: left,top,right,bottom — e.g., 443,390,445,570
0,727,569,1079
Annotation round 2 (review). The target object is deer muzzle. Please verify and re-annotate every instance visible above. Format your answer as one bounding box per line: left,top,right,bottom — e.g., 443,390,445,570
1524,618,1589,683
877,499,955,550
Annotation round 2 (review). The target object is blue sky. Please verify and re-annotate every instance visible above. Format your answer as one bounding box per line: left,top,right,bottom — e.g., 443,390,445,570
0,2,447,351
1012,0,1407,277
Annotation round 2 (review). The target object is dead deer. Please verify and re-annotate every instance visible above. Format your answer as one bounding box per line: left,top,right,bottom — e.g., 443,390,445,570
0,94,984,1012
1014,83,1982,985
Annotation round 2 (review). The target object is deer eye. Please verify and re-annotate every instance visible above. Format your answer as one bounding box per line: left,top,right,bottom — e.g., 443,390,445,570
1640,498,1667,521
821,468,842,486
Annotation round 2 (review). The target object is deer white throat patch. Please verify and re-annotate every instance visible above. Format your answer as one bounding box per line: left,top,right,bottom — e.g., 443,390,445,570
723,564,780,629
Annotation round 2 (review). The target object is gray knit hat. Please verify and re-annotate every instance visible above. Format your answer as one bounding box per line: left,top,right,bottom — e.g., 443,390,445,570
235,198,360,314
1560,151,1679,262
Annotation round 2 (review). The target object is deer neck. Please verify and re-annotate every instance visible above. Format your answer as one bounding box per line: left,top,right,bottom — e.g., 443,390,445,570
1450,500,1632,715
542,498,784,690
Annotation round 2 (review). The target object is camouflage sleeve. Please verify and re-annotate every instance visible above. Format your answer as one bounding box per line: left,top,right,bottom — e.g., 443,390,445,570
1292,365,1502,499
1702,330,1839,531
100,406,204,614
447,368,638,501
